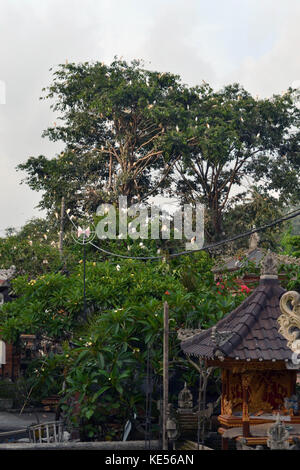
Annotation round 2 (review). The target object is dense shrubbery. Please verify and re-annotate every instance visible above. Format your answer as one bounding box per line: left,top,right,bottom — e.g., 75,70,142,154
2,217,300,438
1,57,299,440
281,231,300,258
0,251,251,438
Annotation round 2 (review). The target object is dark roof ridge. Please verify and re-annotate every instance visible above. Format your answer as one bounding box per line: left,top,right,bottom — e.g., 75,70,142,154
183,281,270,348
181,276,288,360
215,309,258,356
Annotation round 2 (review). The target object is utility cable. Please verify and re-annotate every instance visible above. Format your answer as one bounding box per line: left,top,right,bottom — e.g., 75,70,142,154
66,207,300,261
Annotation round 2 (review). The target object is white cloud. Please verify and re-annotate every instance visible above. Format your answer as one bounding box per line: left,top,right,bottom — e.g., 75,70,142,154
0,0,299,233
137,1,215,85
225,1,300,96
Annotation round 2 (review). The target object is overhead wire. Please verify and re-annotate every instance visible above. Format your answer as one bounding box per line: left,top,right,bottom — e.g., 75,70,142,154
67,207,300,261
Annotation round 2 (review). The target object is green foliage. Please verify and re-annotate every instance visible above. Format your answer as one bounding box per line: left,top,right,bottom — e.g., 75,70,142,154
0,218,62,277
17,59,300,242
0,253,249,437
222,187,287,251
4,57,300,438
18,58,199,214
176,83,300,240
281,229,300,258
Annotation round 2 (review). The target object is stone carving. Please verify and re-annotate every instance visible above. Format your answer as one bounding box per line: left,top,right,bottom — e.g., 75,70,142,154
195,401,214,419
278,290,300,351
249,232,260,251
236,438,264,450
267,414,290,450
178,383,193,409
260,250,278,276
211,326,233,347
177,328,202,342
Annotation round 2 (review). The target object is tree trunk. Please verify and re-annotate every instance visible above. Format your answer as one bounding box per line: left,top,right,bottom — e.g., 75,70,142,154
206,204,223,242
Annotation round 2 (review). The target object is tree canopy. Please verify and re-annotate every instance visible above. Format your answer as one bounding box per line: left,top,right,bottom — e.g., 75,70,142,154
175,83,300,240
18,59,199,214
18,59,300,244
1,58,300,442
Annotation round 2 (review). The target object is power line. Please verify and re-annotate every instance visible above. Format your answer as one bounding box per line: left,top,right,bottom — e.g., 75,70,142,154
68,207,300,261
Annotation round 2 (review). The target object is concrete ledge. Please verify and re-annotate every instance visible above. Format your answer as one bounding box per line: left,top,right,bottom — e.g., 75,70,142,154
0,440,160,450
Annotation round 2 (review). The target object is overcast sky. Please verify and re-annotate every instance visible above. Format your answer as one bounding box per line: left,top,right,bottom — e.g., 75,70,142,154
0,0,300,234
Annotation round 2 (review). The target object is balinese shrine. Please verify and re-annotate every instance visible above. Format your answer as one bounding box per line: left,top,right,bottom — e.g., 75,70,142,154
181,251,300,448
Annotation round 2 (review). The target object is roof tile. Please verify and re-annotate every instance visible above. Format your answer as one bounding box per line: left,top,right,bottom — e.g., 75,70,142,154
181,277,292,361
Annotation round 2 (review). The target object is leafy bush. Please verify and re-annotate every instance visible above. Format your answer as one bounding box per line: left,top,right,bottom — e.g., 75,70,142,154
0,252,250,438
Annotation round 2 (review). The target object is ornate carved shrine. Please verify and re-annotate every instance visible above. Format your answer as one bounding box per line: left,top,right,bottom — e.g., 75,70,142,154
181,251,300,449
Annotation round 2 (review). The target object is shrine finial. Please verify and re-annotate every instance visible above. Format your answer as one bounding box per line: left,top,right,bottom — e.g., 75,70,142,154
260,250,278,278
249,231,260,251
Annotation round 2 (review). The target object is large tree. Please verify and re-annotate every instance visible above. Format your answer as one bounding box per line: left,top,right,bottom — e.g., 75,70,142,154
18,62,300,244
174,83,300,241
18,59,198,214
222,186,287,251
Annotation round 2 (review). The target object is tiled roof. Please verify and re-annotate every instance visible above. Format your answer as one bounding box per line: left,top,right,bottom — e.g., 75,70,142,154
212,248,264,273
212,248,300,274
181,277,292,361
